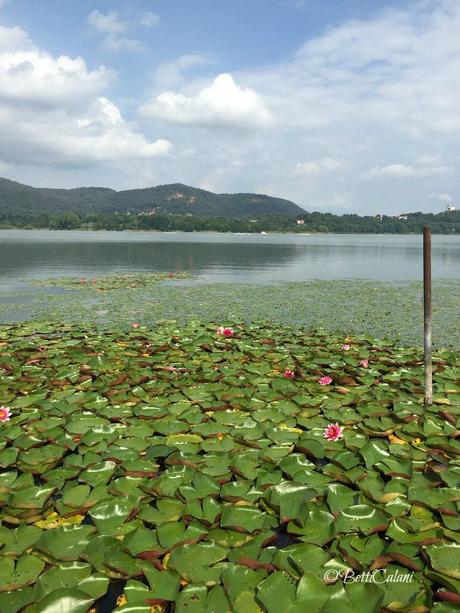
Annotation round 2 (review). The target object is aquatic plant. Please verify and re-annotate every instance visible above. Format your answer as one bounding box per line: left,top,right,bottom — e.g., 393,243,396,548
0,321,458,611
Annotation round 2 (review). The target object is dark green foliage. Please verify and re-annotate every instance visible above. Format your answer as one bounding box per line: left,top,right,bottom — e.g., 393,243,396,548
0,178,303,219
1,177,459,232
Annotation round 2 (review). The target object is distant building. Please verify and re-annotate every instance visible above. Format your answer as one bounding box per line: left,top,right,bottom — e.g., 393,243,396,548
447,203,456,212
138,209,157,216
398,214,409,220
296,219,305,225
375,214,383,221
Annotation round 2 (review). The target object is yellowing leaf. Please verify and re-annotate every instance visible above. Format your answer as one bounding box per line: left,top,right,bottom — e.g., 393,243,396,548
279,424,303,433
35,512,85,529
388,434,408,445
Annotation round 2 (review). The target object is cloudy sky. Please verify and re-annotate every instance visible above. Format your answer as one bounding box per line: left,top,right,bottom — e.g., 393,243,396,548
0,0,459,214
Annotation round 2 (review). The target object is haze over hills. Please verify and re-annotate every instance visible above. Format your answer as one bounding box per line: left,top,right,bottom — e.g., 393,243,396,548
0,178,305,218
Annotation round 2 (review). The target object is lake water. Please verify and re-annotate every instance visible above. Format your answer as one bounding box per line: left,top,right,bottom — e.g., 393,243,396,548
0,230,459,288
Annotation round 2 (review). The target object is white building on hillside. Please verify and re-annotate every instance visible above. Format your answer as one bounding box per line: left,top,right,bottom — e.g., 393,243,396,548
447,203,456,212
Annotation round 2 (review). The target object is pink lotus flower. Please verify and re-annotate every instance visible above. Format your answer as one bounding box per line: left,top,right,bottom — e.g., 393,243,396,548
217,326,234,337
319,376,333,386
284,369,295,379
0,406,11,422
360,359,369,368
131,322,140,329
79,278,86,284
342,344,351,351
323,423,343,441
167,272,174,278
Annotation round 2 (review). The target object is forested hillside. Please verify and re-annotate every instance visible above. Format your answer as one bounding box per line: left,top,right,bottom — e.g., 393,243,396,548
0,178,304,218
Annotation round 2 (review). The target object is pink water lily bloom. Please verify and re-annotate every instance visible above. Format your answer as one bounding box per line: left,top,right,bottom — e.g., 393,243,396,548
131,322,140,329
323,423,343,441
217,326,234,337
342,344,351,351
0,406,11,422
284,369,295,379
360,359,369,368
319,376,333,386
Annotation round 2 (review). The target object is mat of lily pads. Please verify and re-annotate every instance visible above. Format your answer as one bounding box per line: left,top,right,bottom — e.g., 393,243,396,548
31,272,191,291
1,279,460,349
0,321,459,612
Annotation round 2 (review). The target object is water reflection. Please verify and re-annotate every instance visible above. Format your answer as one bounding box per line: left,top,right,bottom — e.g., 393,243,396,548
0,230,458,286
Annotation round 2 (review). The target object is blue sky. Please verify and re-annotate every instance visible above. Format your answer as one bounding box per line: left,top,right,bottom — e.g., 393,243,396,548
0,0,458,214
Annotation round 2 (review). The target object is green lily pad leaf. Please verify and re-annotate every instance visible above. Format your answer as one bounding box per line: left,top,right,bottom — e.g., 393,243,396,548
9,485,56,510
62,484,91,509
142,567,180,602
426,544,460,579
122,526,161,559
288,571,330,612
335,505,389,535
36,525,96,561
89,498,137,534
265,481,316,521
207,585,231,613
175,584,208,612
288,543,331,576
256,572,297,613
222,565,267,605
233,590,262,613
0,586,34,612
32,588,95,613
0,554,45,592
220,505,273,533
288,509,336,546
0,524,42,556
0,447,18,467
323,582,385,613
33,561,109,601
168,542,229,583
79,461,116,486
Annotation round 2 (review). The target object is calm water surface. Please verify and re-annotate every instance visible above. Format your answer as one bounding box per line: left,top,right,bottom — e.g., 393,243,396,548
0,230,459,289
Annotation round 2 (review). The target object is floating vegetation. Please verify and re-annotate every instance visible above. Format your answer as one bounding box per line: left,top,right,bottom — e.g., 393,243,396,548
13,279,460,349
32,271,192,291
0,321,459,611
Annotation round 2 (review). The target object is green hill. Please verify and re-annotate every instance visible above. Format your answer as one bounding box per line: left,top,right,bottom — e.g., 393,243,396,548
0,177,458,233
0,178,304,218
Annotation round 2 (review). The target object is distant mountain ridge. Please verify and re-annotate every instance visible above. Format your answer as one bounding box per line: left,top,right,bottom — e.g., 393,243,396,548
0,178,305,218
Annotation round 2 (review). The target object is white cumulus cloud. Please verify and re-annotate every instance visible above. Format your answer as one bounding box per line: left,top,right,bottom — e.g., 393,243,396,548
0,23,171,169
88,10,125,34
87,9,160,52
141,73,273,128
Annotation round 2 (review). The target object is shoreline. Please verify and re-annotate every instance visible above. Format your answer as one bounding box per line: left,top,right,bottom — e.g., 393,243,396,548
1,227,460,236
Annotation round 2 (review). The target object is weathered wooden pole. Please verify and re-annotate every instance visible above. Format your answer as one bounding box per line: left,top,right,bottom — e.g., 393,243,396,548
423,226,432,405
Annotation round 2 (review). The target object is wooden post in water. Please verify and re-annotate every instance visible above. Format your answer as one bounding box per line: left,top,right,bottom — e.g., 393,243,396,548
423,226,432,406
